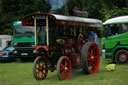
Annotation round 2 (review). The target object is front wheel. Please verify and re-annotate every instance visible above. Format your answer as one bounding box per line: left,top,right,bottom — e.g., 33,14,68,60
57,56,71,80
33,56,48,80
115,50,128,64
81,42,100,74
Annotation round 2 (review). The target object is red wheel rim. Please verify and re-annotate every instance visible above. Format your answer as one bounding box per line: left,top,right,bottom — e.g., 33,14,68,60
118,53,128,63
36,59,48,80
59,58,71,80
87,43,100,74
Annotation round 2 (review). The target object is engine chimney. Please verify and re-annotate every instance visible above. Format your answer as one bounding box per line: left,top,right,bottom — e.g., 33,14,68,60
49,10,56,14
69,10,88,17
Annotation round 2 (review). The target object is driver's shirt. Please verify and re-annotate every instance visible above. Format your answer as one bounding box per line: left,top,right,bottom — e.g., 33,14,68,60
89,33,99,48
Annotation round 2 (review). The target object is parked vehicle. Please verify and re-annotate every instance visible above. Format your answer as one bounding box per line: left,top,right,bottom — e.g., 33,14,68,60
13,21,36,59
0,35,12,50
102,16,128,64
0,45,14,61
22,13,102,80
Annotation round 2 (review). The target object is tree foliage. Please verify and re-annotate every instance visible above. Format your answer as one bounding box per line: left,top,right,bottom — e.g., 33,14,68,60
101,0,128,21
0,0,50,35
0,0,128,35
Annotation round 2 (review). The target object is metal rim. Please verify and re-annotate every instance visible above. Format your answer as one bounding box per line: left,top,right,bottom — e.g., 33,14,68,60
118,53,128,63
87,43,100,74
57,56,71,80
33,56,48,80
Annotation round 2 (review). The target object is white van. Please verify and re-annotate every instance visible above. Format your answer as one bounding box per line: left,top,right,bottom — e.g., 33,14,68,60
0,35,12,50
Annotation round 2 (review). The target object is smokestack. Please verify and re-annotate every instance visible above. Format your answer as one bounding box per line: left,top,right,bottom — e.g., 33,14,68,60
69,10,88,17
49,10,56,14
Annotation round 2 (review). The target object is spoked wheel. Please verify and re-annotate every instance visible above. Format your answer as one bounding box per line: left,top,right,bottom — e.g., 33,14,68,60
33,56,48,80
81,42,100,74
115,50,128,64
57,56,71,80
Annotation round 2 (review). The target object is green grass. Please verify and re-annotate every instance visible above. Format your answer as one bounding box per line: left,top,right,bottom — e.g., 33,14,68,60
0,58,128,85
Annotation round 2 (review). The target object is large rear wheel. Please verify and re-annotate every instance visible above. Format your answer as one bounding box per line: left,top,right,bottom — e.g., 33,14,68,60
81,42,100,74
33,56,48,80
57,56,71,80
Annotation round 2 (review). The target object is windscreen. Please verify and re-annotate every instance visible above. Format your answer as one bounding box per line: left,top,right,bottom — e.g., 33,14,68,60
4,46,14,50
14,26,34,37
103,23,128,37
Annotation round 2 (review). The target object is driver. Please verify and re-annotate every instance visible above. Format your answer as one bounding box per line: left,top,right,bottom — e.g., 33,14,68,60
88,30,99,48
38,26,46,44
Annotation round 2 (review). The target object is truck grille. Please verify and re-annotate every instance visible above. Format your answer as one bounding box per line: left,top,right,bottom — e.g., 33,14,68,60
16,42,34,47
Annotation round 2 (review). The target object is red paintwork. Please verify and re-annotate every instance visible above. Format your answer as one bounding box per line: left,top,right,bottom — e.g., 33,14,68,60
35,46,48,54
22,12,102,80
56,20,90,26
36,58,48,80
62,39,75,56
87,43,100,74
69,54,80,67
22,13,50,26
59,57,71,80
22,13,102,27
35,45,56,54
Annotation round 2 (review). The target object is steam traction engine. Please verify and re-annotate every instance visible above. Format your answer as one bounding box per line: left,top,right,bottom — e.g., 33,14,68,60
22,13,102,80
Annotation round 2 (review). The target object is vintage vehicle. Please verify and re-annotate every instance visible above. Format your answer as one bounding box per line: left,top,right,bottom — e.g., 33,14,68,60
22,13,102,80
13,21,36,59
102,16,128,64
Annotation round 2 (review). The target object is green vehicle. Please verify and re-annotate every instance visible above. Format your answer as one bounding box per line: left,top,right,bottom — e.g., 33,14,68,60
13,21,36,59
102,16,128,64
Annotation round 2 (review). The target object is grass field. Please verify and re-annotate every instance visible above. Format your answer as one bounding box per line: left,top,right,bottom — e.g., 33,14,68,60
0,57,128,85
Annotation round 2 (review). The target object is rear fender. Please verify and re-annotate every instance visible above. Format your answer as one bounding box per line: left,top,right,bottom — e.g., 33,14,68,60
35,46,48,54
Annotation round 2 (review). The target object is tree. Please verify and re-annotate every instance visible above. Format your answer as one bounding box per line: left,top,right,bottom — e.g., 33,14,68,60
67,0,102,19
0,0,50,35
101,0,128,21
0,0,128,35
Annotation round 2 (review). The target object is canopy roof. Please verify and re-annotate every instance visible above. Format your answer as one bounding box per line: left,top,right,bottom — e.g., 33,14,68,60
22,13,102,27
104,16,128,25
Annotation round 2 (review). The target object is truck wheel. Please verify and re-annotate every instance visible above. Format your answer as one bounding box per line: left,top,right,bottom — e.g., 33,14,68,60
33,56,48,80
81,42,100,74
115,50,128,64
57,56,71,80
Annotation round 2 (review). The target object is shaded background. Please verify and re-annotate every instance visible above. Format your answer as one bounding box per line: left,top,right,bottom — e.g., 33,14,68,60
0,0,128,36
